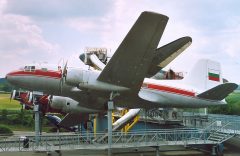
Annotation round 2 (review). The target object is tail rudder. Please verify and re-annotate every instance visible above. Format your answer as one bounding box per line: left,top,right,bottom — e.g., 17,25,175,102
183,59,223,91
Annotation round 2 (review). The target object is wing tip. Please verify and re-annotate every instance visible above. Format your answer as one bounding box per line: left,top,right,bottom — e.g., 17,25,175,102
141,11,169,20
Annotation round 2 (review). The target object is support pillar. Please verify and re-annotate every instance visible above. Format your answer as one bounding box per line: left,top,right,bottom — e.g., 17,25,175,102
33,104,40,146
204,108,208,115
144,109,147,130
156,146,160,156
32,92,43,147
108,101,114,156
211,146,216,156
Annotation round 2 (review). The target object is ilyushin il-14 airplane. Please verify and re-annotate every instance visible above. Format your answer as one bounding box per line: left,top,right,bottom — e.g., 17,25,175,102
6,11,238,127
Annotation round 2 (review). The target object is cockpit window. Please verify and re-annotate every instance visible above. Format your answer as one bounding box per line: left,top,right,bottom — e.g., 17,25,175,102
41,68,48,71
24,66,35,72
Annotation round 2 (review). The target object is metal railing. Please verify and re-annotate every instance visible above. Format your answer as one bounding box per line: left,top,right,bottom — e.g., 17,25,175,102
0,129,213,152
183,113,240,143
1,113,240,152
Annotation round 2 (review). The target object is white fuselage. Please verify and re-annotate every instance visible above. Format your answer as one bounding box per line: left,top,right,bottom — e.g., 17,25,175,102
6,66,226,112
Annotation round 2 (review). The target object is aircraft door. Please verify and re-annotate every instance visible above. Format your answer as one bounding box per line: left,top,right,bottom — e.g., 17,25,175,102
80,70,89,85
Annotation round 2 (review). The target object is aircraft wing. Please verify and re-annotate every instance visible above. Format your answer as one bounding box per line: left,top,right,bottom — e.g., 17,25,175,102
58,113,89,127
147,36,192,77
97,11,168,92
197,83,238,100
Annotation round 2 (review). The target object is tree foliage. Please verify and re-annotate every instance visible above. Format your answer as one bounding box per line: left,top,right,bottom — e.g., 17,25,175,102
208,92,240,115
0,78,17,92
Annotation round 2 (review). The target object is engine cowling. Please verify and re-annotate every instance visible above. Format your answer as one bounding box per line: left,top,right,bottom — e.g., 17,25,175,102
65,68,129,92
65,68,90,86
49,96,99,113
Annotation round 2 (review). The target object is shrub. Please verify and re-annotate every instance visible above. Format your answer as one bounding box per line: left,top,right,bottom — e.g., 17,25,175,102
1,109,8,121
0,124,13,135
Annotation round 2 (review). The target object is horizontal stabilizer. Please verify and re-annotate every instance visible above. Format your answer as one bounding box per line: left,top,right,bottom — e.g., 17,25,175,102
58,113,89,127
197,83,238,100
147,36,192,77
97,11,168,92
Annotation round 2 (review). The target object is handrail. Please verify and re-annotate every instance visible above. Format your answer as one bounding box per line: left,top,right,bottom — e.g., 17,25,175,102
0,129,213,152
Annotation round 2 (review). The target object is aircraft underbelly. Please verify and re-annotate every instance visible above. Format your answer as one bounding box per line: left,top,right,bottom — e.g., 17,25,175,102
9,75,60,94
139,88,225,108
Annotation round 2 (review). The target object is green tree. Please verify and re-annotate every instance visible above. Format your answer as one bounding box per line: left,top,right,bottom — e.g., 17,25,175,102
1,109,8,122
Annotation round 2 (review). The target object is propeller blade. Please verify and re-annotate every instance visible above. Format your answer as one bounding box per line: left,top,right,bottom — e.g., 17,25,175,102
60,61,68,94
63,61,68,78
47,95,53,112
28,92,33,103
10,90,16,102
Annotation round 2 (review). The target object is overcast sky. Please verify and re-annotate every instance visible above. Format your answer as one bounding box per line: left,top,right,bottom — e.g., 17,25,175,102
0,0,239,83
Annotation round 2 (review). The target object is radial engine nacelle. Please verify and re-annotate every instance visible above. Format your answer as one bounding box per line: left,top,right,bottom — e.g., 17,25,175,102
49,96,99,113
65,68,129,92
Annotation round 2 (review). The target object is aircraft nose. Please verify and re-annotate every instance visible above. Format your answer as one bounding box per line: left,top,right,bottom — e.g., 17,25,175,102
5,73,10,81
5,70,28,89
5,71,16,84
5,73,9,80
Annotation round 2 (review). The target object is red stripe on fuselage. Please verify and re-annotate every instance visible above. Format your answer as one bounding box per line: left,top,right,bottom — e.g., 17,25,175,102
144,83,195,97
7,70,61,79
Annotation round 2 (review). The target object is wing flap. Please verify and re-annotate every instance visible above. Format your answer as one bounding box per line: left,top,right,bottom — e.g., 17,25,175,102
197,83,238,100
97,11,168,92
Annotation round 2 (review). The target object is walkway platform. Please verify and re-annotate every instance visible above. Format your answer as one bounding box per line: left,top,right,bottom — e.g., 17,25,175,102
0,129,214,152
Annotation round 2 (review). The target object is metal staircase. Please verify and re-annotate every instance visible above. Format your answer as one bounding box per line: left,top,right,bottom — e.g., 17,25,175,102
204,121,235,144
208,131,233,143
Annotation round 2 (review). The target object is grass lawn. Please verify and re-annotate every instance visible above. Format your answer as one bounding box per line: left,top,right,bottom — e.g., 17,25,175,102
6,124,34,131
0,94,21,110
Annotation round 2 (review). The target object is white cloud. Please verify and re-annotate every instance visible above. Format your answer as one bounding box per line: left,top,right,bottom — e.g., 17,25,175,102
0,2,61,77
0,0,239,83
4,0,112,19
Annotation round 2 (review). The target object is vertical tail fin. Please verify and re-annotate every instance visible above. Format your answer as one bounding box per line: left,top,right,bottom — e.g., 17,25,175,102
183,59,223,91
